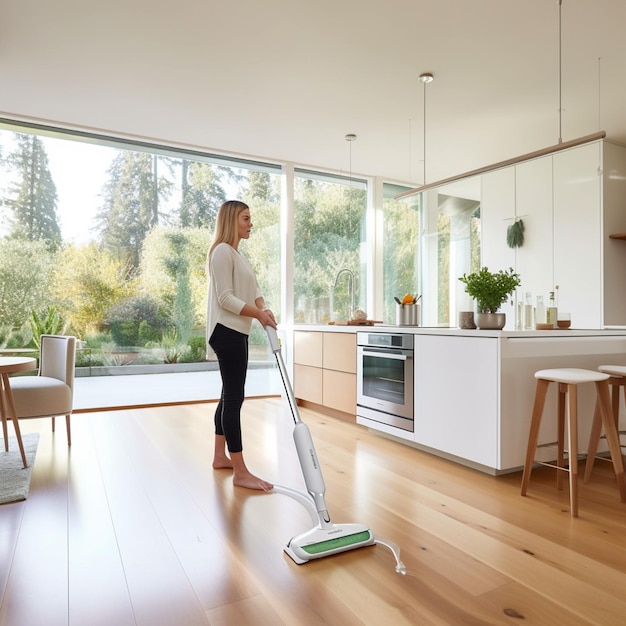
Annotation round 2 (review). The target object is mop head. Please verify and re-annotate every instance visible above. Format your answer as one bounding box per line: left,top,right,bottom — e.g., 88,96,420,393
285,523,375,564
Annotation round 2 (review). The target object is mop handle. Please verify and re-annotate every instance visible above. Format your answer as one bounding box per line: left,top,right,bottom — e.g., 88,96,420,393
265,326,302,426
266,326,330,522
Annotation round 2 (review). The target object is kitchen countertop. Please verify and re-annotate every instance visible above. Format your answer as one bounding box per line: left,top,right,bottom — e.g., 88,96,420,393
293,324,626,337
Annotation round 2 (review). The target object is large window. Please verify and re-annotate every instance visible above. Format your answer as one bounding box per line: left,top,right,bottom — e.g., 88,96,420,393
421,179,481,326
382,180,480,327
0,121,281,365
382,183,421,325
293,170,367,324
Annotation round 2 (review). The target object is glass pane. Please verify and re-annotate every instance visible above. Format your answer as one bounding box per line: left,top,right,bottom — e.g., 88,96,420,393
421,179,481,327
382,185,421,325
0,124,281,367
293,172,367,324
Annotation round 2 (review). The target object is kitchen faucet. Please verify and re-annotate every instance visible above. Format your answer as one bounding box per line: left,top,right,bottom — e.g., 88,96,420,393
333,268,355,320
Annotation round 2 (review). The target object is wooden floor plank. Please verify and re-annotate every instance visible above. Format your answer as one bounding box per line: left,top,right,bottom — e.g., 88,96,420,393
0,501,25,609
2,399,626,625
87,412,210,626
66,414,136,626
0,422,70,626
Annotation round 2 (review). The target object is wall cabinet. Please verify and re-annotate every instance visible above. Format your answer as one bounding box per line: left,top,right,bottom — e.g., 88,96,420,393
293,331,356,418
481,139,626,329
552,142,603,327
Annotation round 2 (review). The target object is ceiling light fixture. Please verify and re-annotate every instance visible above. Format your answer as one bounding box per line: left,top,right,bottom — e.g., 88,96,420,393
345,133,356,185
344,133,357,230
419,72,434,185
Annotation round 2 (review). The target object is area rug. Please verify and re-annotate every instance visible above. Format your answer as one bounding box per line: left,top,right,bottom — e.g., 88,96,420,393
0,433,39,505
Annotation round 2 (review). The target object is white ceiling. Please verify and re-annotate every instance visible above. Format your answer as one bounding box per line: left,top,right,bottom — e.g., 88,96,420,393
3,0,626,187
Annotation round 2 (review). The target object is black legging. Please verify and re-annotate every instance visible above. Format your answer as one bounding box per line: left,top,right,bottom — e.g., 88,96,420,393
209,323,248,453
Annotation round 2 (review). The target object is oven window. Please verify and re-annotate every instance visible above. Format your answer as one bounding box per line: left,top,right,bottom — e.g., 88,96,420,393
362,354,407,406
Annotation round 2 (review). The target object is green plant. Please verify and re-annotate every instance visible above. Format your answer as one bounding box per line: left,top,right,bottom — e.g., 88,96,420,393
506,218,525,248
179,335,206,363
159,328,189,364
30,306,64,348
459,267,521,314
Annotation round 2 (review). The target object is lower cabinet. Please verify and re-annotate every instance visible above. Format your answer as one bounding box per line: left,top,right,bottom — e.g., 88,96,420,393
323,369,356,414
414,335,499,469
293,364,322,404
294,330,356,418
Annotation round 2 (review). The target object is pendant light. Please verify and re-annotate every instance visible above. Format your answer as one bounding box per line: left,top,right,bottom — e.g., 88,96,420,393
345,133,356,230
419,72,434,185
557,0,563,143
345,133,356,184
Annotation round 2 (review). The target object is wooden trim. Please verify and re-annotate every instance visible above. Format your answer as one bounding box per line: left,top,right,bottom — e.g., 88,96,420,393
72,394,280,414
297,398,356,423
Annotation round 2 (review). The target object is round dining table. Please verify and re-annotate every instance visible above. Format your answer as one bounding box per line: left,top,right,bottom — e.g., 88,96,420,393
0,356,36,468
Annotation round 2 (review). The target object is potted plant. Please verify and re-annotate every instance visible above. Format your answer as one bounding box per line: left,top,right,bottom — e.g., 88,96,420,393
458,266,521,329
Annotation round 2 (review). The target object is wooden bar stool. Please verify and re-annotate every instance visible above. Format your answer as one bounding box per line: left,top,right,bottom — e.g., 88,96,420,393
584,364,626,483
521,368,626,517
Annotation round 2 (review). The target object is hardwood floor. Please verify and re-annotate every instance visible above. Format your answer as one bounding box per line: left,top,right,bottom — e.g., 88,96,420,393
2,398,626,625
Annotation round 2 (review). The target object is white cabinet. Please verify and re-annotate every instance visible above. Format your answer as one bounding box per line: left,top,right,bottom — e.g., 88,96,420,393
413,330,626,473
481,139,626,328
553,142,603,328
515,156,554,300
414,334,499,468
481,167,515,275
482,157,554,328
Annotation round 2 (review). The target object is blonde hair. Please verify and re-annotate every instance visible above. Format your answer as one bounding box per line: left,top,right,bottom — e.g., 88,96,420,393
208,200,249,262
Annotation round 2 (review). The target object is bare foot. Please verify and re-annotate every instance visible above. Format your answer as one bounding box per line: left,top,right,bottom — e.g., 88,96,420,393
233,470,274,491
212,455,234,470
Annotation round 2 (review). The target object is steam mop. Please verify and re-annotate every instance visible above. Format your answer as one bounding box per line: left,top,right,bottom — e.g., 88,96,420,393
266,326,376,564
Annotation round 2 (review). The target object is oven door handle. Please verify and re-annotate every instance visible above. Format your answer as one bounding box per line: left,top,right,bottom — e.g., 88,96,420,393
360,347,413,360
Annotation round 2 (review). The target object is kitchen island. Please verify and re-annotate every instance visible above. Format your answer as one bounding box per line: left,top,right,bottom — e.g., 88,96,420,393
291,325,626,474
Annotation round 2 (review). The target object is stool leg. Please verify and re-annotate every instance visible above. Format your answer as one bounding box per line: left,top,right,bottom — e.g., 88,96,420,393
556,383,567,492
566,384,579,517
584,398,603,483
521,378,550,496
611,380,620,427
596,380,626,503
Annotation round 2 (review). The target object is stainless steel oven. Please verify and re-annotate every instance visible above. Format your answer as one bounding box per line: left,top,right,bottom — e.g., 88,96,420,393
356,332,414,433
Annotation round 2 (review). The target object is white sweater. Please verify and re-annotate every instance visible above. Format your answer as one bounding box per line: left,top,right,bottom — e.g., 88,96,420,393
205,242,263,359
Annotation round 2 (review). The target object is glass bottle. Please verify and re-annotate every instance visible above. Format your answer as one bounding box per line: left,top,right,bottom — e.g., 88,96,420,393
515,291,523,330
524,292,534,330
547,291,558,328
535,295,545,325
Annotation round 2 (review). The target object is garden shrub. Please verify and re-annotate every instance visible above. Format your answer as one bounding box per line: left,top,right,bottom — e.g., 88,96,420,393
105,295,167,347
180,335,206,363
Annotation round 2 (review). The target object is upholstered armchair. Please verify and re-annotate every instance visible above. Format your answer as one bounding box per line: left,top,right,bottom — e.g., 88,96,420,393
10,335,76,445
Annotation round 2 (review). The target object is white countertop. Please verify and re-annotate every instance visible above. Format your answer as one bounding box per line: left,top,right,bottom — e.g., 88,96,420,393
293,324,626,338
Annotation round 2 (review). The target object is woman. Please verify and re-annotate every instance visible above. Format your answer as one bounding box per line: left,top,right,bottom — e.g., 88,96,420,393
206,200,277,491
